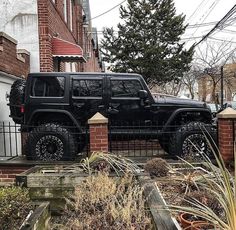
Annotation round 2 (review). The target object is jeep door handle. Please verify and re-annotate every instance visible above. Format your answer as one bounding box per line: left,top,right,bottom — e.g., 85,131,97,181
98,105,105,109
73,102,85,108
107,107,119,114
109,103,120,108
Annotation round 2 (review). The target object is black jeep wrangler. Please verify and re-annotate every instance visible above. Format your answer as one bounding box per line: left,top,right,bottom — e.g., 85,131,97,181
9,72,216,161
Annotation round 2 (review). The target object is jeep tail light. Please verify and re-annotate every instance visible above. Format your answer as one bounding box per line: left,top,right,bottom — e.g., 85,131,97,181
20,105,25,113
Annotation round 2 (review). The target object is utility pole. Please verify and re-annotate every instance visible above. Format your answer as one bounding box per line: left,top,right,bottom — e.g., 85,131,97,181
220,66,224,108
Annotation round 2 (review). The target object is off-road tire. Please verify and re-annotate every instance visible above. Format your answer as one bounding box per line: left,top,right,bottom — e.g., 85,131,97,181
26,123,77,161
9,79,26,123
168,122,217,158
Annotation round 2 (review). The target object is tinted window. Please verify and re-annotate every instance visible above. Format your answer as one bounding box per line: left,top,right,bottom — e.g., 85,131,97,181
73,79,102,97
111,80,142,97
31,77,65,97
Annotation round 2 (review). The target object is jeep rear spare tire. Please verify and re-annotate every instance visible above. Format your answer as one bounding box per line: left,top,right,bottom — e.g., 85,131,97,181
9,79,26,123
26,123,77,161
169,122,217,158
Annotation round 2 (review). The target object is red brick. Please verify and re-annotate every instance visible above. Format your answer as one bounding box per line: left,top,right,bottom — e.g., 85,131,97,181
0,178,14,183
0,35,30,77
0,175,8,178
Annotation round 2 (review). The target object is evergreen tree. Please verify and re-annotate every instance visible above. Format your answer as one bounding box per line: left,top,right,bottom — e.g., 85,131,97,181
100,0,194,86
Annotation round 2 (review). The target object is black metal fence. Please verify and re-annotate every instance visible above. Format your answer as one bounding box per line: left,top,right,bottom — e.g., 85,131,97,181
108,124,165,158
0,122,22,158
0,123,90,160
108,122,218,159
0,121,218,161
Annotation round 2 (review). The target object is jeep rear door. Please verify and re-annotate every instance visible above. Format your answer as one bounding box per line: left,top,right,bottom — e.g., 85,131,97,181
71,75,106,125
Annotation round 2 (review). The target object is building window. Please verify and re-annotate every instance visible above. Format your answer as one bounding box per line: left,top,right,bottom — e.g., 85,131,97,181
64,0,67,22
70,0,73,31
52,0,55,4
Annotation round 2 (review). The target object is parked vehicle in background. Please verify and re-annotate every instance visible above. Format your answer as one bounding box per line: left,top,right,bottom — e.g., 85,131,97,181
208,103,221,117
223,101,236,110
9,72,216,161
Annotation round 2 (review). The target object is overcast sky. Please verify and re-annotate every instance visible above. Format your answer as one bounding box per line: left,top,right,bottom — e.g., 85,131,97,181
89,0,236,46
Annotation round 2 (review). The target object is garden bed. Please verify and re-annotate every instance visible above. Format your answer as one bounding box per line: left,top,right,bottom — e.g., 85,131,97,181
143,157,230,230
15,152,230,229
50,173,153,229
15,165,184,229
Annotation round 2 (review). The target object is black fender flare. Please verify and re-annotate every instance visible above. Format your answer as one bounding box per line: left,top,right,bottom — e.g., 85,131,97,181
163,108,212,132
26,109,83,132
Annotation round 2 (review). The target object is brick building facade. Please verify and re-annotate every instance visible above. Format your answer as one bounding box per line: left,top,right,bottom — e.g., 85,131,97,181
198,63,236,103
0,0,102,73
0,32,30,77
38,0,101,72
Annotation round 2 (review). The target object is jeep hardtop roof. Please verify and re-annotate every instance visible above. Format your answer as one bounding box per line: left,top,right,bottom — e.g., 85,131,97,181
28,72,143,79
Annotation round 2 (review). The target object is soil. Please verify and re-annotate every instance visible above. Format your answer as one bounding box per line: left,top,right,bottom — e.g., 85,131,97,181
155,168,206,206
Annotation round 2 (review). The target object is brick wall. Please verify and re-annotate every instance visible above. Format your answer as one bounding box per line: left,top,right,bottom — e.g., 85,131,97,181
89,124,109,152
0,32,30,78
88,113,109,153
84,52,102,72
37,0,101,72
0,165,31,185
217,108,236,162
218,119,234,161
38,0,83,72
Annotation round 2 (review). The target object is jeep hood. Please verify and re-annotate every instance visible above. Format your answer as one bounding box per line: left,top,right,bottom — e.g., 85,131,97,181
154,96,208,108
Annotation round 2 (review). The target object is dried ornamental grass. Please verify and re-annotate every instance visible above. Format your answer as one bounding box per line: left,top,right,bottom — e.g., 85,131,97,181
52,173,152,230
80,152,141,175
168,132,236,230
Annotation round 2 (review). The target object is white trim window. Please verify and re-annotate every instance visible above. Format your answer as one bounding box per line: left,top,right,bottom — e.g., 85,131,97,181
64,0,67,22
70,0,73,31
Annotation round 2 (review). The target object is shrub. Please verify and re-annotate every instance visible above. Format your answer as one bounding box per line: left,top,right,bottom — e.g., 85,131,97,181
0,186,33,229
144,158,169,177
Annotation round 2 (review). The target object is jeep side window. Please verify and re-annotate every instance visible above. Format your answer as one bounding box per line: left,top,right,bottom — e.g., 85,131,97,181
73,79,102,97
111,80,143,97
31,77,65,97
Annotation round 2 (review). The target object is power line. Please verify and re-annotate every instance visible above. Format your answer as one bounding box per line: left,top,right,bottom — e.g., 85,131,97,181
186,0,208,24
190,0,220,37
199,0,220,24
85,0,126,23
181,36,203,40
220,28,236,34
194,4,236,46
96,21,219,33
208,36,236,44
186,21,218,29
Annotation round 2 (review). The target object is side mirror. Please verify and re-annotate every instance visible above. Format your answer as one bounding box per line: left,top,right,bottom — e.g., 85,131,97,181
138,90,148,99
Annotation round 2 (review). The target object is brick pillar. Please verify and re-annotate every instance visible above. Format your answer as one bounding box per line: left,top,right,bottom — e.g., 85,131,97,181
88,112,108,153
217,107,236,162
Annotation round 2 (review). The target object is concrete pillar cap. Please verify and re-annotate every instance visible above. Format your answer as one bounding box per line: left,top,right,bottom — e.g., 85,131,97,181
217,107,236,119
88,112,108,124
